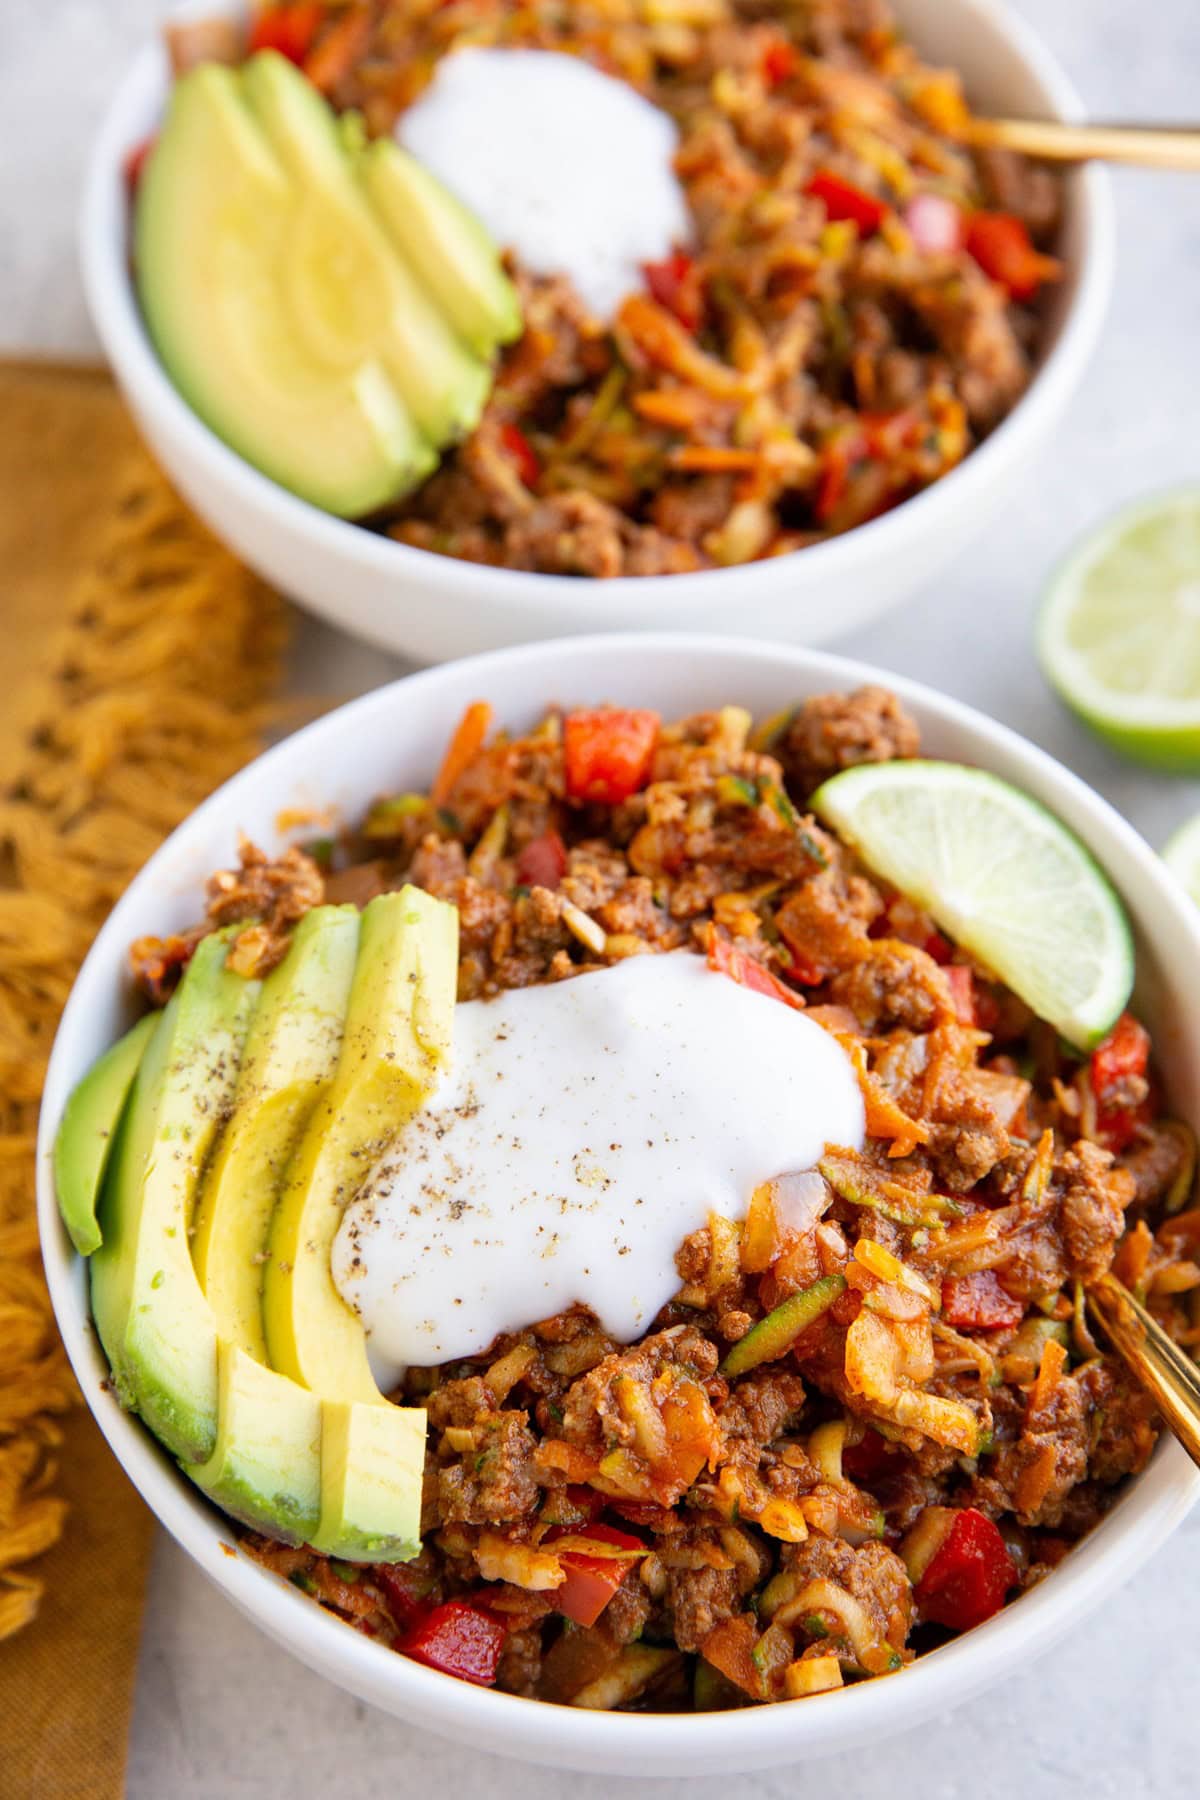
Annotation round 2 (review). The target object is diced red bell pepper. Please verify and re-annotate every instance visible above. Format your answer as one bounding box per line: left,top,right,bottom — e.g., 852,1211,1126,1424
871,895,952,963
941,1269,1024,1331
546,1523,643,1628
903,192,964,254
786,950,824,986
248,1,324,63
374,1560,435,1631
964,211,1060,302
563,707,659,806
123,135,158,196
499,421,540,488
515,830,567,891
1090,1011,1152,1153
398,1598,508,1685
915,1507,1017,1632
563,1483,607,1522
760,34,798,89
841,1426,899,1484
708,932,806,1012
806,169,887,235
1091,1011,1151,1096
972,983,1002,1035
813,409,916,526
945,963,975,1026
862,408,922,461
643,249,702,332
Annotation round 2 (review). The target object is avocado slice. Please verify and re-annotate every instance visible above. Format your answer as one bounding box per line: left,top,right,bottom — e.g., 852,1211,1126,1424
192,905,360,1364
358,140,522,361
192,1340,323,1544
238,52,492,448
53,1012,158,1256
90,933,261,1461
69,914,443,1558
312,1398,426,1561
136,62,437,517
263,886,458,1402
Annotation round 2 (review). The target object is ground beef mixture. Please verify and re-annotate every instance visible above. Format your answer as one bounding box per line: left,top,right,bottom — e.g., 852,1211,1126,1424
138,688,1198,1710
167,0,1062,576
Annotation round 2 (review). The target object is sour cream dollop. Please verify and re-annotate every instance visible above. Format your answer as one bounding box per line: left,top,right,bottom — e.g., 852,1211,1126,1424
333,953,864,1377
396,48,690,320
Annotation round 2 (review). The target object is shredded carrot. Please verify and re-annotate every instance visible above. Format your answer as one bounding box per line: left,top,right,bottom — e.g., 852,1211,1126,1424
1149,1260,1200,1296
838,1034,930,1157
668,441,816,477
1029,1337,1068,1416
1159,1206,1200,1250
617,295,760,401
632,389,717,429
668,446,764,473
303,4,371,91
431,700,492,807
1113,1218,1154,1293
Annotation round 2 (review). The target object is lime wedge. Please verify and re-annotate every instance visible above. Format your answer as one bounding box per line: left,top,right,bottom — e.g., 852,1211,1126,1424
810,760,1133,1049
1163,812,1200,906
1038,489,1200,772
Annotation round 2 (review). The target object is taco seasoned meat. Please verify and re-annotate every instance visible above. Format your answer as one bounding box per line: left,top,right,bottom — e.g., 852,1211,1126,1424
143,688,1193,1709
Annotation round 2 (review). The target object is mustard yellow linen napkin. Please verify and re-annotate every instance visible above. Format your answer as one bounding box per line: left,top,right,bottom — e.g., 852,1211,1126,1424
0,362,290,1797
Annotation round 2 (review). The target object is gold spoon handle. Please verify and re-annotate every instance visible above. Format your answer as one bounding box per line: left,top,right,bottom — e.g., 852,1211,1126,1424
1087,1272,1200,1470
966,117,1200,172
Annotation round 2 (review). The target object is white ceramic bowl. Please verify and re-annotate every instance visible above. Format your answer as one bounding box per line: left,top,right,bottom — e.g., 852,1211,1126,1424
79,1,1113,664
37,635,1199,1775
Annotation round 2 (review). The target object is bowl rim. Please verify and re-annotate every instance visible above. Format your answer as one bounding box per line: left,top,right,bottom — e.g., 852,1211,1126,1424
78,0,1114,618
36,632,1199,1771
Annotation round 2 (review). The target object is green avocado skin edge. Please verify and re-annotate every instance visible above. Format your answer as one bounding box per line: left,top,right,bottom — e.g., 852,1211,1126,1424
53,1011,159,1257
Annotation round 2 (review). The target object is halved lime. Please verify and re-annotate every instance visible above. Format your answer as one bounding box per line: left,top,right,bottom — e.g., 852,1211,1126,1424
1038,488,1200,772
811,760,1133,1049
1162,812,1200,907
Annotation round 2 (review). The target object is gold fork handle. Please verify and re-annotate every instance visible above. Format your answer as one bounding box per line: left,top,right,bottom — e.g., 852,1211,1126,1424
1087,1272,1200,1470
966,118,1200,172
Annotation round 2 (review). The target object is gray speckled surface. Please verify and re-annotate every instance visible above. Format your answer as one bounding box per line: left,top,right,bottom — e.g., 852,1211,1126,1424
5,1,1200,1793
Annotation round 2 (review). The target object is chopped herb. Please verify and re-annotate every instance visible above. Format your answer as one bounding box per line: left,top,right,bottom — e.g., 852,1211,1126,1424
803,1614,829,1638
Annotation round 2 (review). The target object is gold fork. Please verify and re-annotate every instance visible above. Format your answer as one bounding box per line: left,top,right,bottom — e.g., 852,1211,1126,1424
966,117,1200,171
1088,1272,1200,1470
